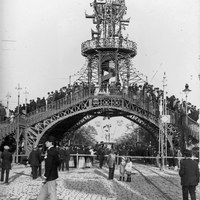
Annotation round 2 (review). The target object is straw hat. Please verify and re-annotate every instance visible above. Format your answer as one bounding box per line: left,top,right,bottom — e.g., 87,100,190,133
4,145,9,150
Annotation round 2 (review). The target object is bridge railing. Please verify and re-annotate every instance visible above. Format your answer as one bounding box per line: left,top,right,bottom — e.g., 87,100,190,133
25,88,91,124
81,38,137,55
125,89,181,126
0,85,199,139
25,86,179,125
0,115,26,139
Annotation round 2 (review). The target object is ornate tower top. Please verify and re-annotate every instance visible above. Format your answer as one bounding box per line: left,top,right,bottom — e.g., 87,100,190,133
82,0,137,57
75,0,146,89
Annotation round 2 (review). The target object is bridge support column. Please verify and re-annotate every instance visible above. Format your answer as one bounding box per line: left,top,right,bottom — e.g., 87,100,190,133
98,51,102,88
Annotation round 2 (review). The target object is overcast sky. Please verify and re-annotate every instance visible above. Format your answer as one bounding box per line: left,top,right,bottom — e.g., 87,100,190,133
0,0,200,112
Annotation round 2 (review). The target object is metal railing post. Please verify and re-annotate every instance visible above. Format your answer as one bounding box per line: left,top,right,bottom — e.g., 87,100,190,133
76,153,79,169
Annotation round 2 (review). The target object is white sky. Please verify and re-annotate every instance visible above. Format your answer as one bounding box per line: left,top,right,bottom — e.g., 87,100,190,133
0,0,200,112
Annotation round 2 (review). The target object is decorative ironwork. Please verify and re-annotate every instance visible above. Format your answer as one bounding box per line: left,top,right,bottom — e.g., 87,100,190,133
81,38,137,56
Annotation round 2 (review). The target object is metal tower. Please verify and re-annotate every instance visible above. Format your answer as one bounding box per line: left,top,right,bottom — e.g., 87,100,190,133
76,0,146,90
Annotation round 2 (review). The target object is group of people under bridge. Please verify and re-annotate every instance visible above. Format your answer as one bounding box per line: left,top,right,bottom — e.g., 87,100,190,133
14,141,192,174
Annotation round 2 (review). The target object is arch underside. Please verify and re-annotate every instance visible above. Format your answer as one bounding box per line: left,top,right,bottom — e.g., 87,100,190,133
3,97,180,152
27,109,178,150
25,96,180,153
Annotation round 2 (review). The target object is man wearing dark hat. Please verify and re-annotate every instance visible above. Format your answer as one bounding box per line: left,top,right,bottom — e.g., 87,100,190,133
28,145,42,179
179,149,199,200
1,145,12,184
37,136,60,200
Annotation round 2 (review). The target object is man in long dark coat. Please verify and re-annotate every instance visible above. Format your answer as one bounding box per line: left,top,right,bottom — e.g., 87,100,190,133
28,145,42,179
37,136,60,200
1,145,13,184
179,149,199,200
98,144,105,169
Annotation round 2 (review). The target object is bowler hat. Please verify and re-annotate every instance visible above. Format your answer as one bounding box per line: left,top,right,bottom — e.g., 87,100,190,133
183,149,192,157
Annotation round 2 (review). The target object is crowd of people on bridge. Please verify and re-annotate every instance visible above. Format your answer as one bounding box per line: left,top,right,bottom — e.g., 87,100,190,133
0,102,7,122
0,80,199,126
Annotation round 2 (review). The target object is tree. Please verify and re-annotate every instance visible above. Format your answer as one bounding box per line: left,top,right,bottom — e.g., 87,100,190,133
71,125,98,146
115,122,156,149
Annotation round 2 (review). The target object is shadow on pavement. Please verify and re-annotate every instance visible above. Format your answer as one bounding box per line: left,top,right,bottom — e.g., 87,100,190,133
9,171,31,183
94,169,108,179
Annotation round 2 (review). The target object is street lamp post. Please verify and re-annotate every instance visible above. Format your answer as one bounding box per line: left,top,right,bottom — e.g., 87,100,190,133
182,83,191,149
182,84,191,124
24,87,29,115
6,93,11,118
15,83,22,163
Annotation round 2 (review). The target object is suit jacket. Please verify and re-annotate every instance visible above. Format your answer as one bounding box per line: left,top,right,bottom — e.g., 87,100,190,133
28,149,42,166
179,158,199,186
65,149,70,160
1,150,13,169
107,153,116,168
44,147,60,181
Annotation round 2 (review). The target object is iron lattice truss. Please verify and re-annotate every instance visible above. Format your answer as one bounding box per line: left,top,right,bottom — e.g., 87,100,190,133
74,55,147,86
24,93,185,154
25,95,161,152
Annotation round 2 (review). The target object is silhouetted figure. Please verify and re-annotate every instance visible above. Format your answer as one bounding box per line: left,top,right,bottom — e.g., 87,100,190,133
179,149,199,200
1,146,12,184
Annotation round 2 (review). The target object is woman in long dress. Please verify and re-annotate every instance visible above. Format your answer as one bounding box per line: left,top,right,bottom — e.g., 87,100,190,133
78,146,85,169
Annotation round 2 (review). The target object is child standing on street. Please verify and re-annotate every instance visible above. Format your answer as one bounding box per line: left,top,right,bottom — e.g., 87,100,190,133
125,157,133,182
119,157,126,181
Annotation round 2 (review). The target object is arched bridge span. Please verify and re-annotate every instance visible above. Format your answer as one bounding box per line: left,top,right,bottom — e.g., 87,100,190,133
0,87,199,155
23,88,178,154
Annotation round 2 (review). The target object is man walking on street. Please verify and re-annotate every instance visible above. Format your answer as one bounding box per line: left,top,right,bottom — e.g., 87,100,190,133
179,149,199,200
37,136,60,200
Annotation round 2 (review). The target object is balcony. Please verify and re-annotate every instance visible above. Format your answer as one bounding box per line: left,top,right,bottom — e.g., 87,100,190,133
81,38,137,57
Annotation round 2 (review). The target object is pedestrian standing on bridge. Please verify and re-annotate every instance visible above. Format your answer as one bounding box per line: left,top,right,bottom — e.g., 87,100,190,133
0,145,12,184
37,136,60,200
179,149,199,200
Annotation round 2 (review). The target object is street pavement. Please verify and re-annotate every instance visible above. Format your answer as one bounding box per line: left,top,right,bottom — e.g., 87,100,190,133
0,162,200,200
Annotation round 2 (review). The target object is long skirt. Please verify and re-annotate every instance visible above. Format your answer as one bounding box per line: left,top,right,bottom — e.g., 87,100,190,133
78,157,85,169
69,157,74,168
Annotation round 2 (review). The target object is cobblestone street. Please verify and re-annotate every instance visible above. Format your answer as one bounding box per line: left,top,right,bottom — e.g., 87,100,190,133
0,163,200,200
